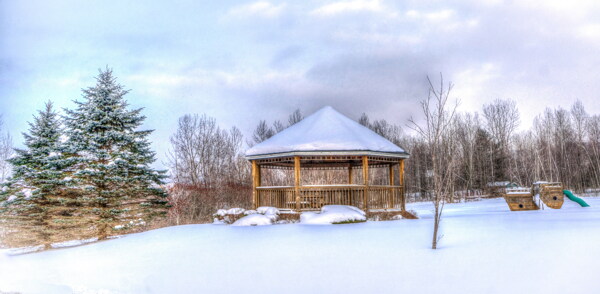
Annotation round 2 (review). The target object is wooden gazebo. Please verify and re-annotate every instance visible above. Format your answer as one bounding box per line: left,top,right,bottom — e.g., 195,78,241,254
246,106,410,212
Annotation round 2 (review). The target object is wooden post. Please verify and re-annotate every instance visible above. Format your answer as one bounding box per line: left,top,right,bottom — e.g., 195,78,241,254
362,156,369,211
348,165,353,184
389,164,394,209
294,156,301,211
252,161,261,209
399,159,405,211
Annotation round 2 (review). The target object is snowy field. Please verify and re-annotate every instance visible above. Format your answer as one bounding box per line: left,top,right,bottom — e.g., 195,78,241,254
2,197,600,294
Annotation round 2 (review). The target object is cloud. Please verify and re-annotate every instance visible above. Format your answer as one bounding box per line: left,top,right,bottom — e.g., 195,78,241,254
577,23,600,40
227,1,286,19
5,0,600,167
311,0,385,16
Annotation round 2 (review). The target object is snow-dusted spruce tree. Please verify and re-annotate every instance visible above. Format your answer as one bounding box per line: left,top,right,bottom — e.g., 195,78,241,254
62,68,167,239
1,101,66,248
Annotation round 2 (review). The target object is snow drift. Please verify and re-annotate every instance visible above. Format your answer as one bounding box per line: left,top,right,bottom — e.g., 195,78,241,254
300,205,366,224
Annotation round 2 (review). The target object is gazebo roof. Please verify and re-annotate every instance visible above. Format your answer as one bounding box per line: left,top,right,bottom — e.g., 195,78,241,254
246,106,409,160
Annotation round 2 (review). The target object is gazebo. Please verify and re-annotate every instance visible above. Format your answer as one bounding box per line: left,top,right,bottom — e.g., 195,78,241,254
245,106,410,212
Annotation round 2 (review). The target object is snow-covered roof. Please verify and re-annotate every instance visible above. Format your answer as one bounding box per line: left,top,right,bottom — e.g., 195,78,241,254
487,181,517,187
246,106,409,159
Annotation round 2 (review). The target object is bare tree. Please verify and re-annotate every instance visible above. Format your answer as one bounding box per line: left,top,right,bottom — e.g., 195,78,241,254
166,114,251,224
358,113,370,127
273,120,285,133
482,99,520,182
168,114,247,188
287,109,303,126
409,75,459,249
251,120,275,146
0,117,14,182
454,112,481,193
483,99,520,147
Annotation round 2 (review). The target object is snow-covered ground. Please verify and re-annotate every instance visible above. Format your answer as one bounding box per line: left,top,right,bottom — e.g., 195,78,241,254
2,197,600,294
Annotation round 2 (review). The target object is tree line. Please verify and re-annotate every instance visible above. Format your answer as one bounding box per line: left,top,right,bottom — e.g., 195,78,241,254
4,70,600,248
0,69,167,248
165,81,600,226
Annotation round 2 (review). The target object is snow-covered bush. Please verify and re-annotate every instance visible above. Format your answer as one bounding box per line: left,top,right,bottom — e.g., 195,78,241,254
300,205,366,225
215,206,280,226
257,206,279,215
232,214,273,226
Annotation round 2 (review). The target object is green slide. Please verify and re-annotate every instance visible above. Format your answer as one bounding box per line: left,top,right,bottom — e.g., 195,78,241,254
563,190,590,207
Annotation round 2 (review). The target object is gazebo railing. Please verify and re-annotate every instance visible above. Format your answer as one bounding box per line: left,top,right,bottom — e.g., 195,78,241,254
256,185,404,211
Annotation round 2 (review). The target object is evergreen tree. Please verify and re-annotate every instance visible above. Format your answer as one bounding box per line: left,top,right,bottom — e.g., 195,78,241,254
10,101,64,191
63,68,167,239
1,101,66,248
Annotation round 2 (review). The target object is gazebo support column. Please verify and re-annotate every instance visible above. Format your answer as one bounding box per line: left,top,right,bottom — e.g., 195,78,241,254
389,164,394,209
362,156,369,211
294,156,301,211
252,160,261,209
399,159,405,211
348,165,353,184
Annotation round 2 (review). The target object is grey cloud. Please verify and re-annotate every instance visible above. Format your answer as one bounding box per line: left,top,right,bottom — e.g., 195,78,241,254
4,0,600,169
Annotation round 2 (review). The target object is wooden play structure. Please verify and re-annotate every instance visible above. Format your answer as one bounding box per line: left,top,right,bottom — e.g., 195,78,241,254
245,106,410,213
504,187,539,211
487,181,518,198
503,181,589,211
534,182,564,209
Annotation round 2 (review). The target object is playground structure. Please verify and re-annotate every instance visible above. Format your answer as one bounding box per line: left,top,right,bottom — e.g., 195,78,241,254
503,182,590,211
504,187,539,211
535,182,564,209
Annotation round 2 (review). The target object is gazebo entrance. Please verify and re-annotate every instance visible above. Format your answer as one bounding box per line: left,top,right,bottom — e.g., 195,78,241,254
252,155,405,211
245,106,410,213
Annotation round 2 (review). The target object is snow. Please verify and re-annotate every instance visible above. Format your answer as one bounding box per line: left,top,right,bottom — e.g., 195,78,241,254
2,197,600,293
6,195,17,202
243,209,258,215
233,207,279,226
232,214,274,226
256,206,279,216
533,181,550,185
22,188,33,199
216,208,246,216
487,181,515,187
51,238,99,249
300,205,366,224
505,187,531,194
226,208,245,215
245,106,406,157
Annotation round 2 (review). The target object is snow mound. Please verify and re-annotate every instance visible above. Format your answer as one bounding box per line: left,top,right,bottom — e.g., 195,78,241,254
215,208,246,217
257,206,279,216
226,208,245,215
232,214,274,226
300,205,366,225
215,209,227,217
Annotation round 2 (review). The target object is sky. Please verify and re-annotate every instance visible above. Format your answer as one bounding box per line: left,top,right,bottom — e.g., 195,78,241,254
2,0,600,168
